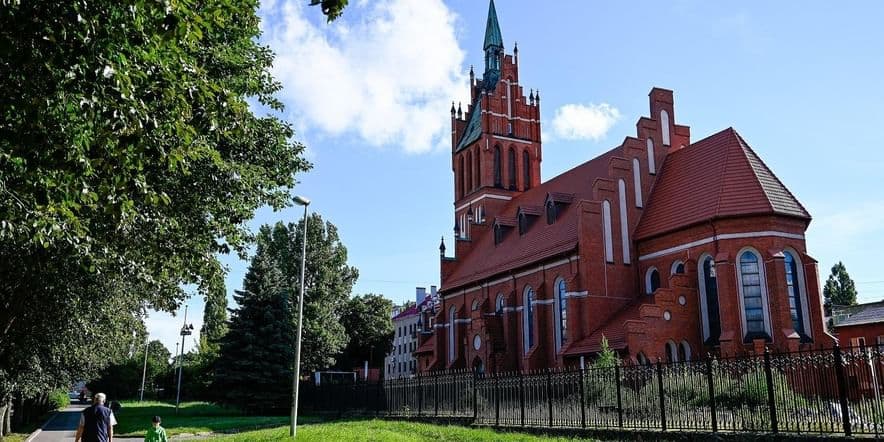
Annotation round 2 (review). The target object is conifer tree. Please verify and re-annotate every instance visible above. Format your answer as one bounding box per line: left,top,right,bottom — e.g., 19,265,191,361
200,282,229,355
823,261,858,315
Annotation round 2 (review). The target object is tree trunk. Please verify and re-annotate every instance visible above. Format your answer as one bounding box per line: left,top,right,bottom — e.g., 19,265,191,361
0,399,10,437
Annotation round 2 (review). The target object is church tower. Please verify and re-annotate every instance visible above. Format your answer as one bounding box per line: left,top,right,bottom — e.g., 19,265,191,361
450,0,542,249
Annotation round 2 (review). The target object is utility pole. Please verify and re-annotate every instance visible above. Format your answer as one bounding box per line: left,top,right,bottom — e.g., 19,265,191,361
175,305,193,413
139,335,149,402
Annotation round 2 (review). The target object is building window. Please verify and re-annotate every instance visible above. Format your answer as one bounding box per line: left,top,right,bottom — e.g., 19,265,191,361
545,200,556,225
493,146,502,187
471,299,480,311
671,260,685,275
460,155,466,198
738,249,770,342
698,255,721,345
495,294,505,314
523,150,531,190
618,179,630,264
877,336,884,351
680,341,691,362
647,138,656,174
665,340,678,363
466,151,473,192
493,223,504,245
602,201,614,263
784,250,810,340
554,278,567,352
851,337,867,350
632,158,643,208
448,306,457,363
523,286,535,354
660,110,671,146
645,267,660,295
518,212,529,235
508,148,517,190
636,352,649,366
475,148,481,190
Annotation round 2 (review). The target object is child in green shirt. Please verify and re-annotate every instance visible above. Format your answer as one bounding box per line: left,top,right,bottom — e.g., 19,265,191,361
144,415,168,442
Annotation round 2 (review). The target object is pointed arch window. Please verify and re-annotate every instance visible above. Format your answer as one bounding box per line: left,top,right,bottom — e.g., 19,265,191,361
523,286,535,354
660,110,671,146
647,138,656,174
618,179,631,264
523,150,531,190
738,249,771,341
699,255,722,344
680,340,692,362
665,340,678,362
554,278,568,352
448,306,457,363
508,148,517,190
493,146,502,187
632,158,643,208
784,251,811,340
602,201,614,263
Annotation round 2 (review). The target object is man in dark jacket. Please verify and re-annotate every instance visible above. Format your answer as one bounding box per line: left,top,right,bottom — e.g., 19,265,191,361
75,392,117,442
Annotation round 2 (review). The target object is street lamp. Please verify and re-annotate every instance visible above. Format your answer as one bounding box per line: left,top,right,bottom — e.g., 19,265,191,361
175,305,194,413
291,195,310,438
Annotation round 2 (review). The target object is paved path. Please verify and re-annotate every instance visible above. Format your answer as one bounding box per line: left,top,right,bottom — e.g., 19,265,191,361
29,404,140,442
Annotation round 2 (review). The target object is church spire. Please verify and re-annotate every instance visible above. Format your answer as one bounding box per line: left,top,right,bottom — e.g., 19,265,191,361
482,0,503,91
483,0,503,51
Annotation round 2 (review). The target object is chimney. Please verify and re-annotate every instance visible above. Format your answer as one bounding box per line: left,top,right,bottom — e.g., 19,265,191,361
416,287,426,304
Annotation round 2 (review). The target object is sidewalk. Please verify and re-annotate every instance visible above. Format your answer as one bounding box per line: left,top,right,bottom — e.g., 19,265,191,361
27,404,141,442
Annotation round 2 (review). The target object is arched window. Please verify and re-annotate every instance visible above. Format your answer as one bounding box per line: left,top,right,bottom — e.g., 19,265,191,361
665,340,678,363
448,306,457,363
660,110,671,146
618,180,631,264
671,260,685,275
636,352,649,366
523,286,535,354
554,278,568,352
495,293,505,314
508,148,517,190
493,146,502,187
475,149,481,189
645,267,660,295
632,158,643,208
680,340,692,362
646,138,656,174
523,150,531,190
698,255,722,344
602,201,614,263
471,299,480,311
466,151,473,192
784,250,810,339
738,249,770,341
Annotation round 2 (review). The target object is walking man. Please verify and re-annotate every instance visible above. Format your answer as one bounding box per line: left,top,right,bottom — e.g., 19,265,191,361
75,392,117,442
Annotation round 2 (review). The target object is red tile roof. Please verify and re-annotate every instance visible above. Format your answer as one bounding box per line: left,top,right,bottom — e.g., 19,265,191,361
564,301,641,355
634,128,810,240
443,146,620,291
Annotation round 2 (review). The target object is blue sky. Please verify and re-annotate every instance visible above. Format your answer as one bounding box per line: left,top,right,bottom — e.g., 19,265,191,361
147,0,884,354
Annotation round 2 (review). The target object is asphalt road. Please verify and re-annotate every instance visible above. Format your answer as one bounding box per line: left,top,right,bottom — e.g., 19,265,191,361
29,404,140,442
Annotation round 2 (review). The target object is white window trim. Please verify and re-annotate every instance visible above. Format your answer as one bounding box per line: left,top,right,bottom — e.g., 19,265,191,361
646,138,656,174
645,267,659,295
523,285,535,355
735,247,773,341
618,180,631,264
638,231,806,261
553,277,566,353
670,260,685,275
448,306,456,363
697,254,716,342
660,110,671,146
632,158,643,208
602,201,614,263
784,248,813,339
495,293,505,314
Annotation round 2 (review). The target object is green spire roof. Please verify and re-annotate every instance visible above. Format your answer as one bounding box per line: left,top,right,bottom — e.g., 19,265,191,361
483,0,503,51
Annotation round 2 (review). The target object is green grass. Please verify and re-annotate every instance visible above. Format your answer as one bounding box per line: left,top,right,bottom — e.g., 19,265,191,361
0,434,29,442
201,419,597,441
114,401,288,437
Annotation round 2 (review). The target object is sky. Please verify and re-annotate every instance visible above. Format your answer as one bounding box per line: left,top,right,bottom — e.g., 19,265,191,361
147,0,884,355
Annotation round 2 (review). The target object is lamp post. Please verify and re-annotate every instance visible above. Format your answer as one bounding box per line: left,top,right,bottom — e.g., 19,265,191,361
175,305,193,413
291,195,310,438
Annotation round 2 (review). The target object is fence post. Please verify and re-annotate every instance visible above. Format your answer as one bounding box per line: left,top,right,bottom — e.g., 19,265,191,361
578,365,586,429
519,370,526,427
546,369,553,428
833,344,852,436
656,359,666,432
473,369,478,421
705,355,717,433
614,363,624,429
495,372,500,427
434,372,439,417
417,374,423,416
763,348,778,433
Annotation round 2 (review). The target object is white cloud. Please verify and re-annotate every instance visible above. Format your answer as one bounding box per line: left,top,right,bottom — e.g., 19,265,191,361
260,0,467,154
550,103,620,141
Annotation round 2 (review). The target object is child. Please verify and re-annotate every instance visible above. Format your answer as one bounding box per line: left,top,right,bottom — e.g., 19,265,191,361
144,415,168,442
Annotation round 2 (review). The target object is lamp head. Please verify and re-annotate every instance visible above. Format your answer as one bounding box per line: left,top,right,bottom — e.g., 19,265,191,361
293,195,311,206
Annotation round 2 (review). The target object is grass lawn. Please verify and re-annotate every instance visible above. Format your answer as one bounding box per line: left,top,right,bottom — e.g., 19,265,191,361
202,419,597,441
1,434,29,442
114,401,288,437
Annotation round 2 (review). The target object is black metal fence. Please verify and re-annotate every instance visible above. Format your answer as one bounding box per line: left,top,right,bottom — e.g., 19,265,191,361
299,345,884,437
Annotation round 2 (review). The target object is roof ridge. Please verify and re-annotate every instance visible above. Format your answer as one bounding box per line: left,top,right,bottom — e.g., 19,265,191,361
733,130,811,219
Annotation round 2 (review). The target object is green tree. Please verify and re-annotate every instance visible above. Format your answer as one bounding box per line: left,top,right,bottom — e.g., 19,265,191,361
200,283,229,355
310,0,351,21
213,254,294,412
257,216,358,373
594,335,620,369
824,261,858,314
337,294,394,370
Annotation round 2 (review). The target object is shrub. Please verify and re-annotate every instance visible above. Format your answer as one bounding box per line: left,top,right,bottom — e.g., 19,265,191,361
48,389,70,410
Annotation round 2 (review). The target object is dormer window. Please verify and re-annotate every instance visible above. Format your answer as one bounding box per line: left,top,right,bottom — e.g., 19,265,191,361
492,216,517,245
544,192,574,225
517,206,541,235
546,200,557,224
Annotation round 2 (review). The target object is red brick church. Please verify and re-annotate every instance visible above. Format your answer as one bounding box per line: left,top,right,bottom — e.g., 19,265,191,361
415,0,834,373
